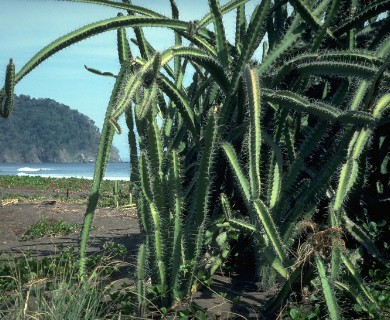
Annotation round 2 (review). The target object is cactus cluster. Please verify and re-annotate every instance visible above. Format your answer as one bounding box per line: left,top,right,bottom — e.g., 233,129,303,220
1,0,390,317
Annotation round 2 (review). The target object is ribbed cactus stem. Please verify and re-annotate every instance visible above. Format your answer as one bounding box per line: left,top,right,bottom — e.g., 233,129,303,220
170,150,184,301
1,58,15,118
253,199,287,263
149,203,167,296
137,244,146,317
245,66,262,199
79,61,130,280
315,255,341,320
186,105,219,260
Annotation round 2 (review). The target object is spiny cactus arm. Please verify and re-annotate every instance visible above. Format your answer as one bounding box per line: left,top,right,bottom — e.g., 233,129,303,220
315,255,341,320
347,93,390,167
0,59,15,118
0,16,216,94
245,66,262,199
137,244,146,316
292,60,390,84
169,150,184,301
111,52,160,120
272,0,288,47
290,0,335,40
274,122,327,215
348,0,359,50
209,0,230,70
137,54,161,120
334,0,390,36
334,280,369,313
118,22,139,185
117,0,152,61
330,94,390,221
222,142,251,202
60,0,166,18
343,213,388,266
347,36,390,112
281,126,355,241
137,85,159,120
125,106,139,183
139,152,155,204
262,131,283,208
198,0,250,27
149,203,167,296
376,36,390,58
265,89,376,126
186,105,220,260
127,42,173,82
169,0,183,85
221,173,288,277
138,152,160,285
330,95,390,216
265,262,305,314
154,46,229,91
217,0,271,129
263,89,341,121
341,253,377,305
332,131,360,215
373,93,390,119
83,65,116,78
234,3,246,54
364,50,390,109
79,59,129,280
258,13,302,74
253,199,287,263
258,0,332,74
224,208,288,278
117,17,133,64
230,0,271,94
273,51,384,85
158,75,198,143
145,112,166,213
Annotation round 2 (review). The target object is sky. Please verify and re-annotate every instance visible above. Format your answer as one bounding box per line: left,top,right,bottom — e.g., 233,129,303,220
0,0,256,161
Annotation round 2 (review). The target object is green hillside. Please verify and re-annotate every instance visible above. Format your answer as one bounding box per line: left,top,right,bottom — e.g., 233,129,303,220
0,95,121,163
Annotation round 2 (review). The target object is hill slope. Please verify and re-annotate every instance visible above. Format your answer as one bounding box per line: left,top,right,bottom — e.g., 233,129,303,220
0,95,121,163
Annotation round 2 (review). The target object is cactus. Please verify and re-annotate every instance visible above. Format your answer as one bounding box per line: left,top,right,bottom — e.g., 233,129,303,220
2,0,390,317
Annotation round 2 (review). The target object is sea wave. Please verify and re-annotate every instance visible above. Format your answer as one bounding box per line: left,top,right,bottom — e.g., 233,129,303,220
16,171,129,181
17,167,53,172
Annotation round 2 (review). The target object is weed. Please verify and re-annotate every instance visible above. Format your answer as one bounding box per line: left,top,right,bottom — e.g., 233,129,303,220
20,218,81,241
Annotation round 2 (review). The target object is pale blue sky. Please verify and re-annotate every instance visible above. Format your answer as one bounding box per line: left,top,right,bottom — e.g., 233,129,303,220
1,0,256,161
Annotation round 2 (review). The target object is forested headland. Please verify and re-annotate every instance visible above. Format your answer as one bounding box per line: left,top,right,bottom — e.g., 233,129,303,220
0,95,121,163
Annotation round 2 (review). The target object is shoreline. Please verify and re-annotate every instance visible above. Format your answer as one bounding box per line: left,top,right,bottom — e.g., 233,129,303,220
0,162,131,181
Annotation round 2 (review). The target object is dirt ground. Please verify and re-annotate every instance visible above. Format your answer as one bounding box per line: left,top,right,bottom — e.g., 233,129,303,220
0,200,140,256
0,197,275,319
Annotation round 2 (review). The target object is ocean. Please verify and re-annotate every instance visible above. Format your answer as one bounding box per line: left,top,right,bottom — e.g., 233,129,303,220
0,162,131,180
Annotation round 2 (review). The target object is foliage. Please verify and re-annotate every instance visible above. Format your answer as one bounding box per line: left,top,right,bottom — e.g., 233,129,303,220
0,175,131,206
20,217,81,241
0,242,129,319
0,95,121,163
1,0,390,318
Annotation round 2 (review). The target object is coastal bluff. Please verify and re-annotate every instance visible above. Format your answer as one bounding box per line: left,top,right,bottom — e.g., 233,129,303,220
0,95,121,163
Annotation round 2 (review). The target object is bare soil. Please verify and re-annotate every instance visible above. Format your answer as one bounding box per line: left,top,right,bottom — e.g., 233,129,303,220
0,195,275,319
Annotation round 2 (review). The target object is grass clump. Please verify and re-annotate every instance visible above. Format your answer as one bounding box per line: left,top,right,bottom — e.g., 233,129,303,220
0,243,133,319
20,218,82,241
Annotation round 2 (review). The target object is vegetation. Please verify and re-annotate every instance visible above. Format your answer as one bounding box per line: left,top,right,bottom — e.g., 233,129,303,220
0,175,131,207
0,95,121,163
1,0,390,318
0,243,129,319
20,218,82,241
